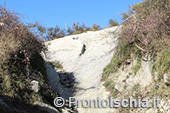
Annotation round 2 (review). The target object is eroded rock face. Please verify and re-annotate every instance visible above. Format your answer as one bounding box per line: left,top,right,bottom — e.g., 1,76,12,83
43,26,170,113
44,26,120,113
110,59,153,90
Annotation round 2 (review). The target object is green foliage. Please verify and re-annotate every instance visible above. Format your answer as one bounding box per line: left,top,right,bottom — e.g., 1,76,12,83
34,23,66,41
104,80,112,88
48,25,66,40
112,90,119,99
132,60,141,75
102,1,170,108
147,82,170,99
132,83,140,91
103,80,118,98
152,49,170,78
91,23,101,31
68,22,101,35
50,61,63,69
102,43,137,80
66,26,73,35
108,19,119,27
123,85,127,90
116,0,170,80
37,21,102,39
0,7,58,107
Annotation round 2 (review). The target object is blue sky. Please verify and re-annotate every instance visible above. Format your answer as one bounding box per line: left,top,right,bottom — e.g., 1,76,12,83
0,0,143,29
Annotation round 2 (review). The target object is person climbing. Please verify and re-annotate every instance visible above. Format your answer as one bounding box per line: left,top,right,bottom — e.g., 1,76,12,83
79,44,86,56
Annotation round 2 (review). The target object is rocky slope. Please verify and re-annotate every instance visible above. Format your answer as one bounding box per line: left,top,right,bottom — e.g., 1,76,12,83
43,26,120,113
43,26,170,113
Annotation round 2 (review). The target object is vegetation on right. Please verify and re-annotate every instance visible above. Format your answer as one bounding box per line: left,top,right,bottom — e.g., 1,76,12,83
102,0,170,111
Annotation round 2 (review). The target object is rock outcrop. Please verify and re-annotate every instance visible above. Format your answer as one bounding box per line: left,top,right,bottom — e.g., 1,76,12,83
44,26,170,113
44,26,120,113
30,80,40,93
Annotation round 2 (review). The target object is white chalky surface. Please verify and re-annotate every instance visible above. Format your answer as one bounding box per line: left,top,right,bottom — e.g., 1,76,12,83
44,26,120,113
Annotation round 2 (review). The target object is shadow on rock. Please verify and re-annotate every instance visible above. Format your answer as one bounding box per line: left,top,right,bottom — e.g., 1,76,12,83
45,63,77,100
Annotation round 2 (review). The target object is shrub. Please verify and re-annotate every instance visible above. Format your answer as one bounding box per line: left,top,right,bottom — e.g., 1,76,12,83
108,19,119,27
0,7,57,105
102,0,170,83
132,60,141,75
91,23,101,31
120,0,169,77
47,25,66,40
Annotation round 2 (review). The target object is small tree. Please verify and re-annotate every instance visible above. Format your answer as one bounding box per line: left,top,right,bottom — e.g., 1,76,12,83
108,19,118,27
47,25,65,40
67,26,73,35
91,23,100,31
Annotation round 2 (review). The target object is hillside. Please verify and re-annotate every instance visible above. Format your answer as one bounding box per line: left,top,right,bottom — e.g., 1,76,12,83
0,0,169,113
43,0,170,112
44,26,120,113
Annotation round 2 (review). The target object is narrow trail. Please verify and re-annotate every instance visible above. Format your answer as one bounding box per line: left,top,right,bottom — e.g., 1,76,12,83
43,26,120,113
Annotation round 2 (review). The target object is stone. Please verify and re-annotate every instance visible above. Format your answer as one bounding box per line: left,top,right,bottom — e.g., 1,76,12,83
125,59,131,65
164,72,170,86
30,80,40,93
115,83,124,92
153,71,158,81
56,69,63,72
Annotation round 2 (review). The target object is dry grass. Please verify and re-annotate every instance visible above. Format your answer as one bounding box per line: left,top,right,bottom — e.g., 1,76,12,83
102,0,170,107
0,7,58,106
